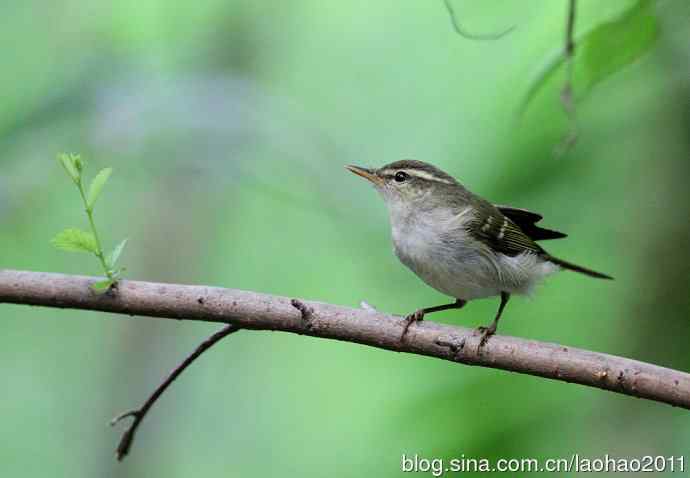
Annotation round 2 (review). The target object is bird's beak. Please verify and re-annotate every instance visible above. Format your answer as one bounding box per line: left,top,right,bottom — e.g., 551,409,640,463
345,165,382,186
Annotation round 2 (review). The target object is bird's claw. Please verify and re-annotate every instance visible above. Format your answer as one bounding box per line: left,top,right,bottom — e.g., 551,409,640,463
477,323,497,347
401,309,424,342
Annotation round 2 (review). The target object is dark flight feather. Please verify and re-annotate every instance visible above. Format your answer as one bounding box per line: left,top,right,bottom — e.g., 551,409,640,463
468,202,613,279
496,205,567,241
467,202,544,257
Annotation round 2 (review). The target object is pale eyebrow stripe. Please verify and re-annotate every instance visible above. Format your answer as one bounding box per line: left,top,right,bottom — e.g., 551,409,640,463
382,169,455,185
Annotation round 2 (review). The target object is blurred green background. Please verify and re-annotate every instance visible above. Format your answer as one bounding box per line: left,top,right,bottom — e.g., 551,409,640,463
1,0,689,476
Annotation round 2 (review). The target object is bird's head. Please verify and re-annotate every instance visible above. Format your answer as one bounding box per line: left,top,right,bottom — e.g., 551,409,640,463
346,160,467,213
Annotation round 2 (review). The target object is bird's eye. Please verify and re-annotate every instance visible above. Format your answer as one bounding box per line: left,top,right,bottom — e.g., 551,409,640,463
394,171,409,182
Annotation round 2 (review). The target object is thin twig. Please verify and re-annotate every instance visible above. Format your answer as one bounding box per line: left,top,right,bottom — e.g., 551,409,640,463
564,0,576,60
110,323,241,460
290,298,315,330
442,0,515,41
555,0,578,157
1,269,689,423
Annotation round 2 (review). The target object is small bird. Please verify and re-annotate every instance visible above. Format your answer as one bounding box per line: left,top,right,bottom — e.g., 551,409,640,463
346,160,612,343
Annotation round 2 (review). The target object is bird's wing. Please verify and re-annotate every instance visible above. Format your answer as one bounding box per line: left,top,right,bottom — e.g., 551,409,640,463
495,205,567,241
494,205,542,222
467,202,544,257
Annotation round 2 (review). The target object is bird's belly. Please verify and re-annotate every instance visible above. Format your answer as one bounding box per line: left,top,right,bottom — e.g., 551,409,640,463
393,231,557,301
393,232,499,300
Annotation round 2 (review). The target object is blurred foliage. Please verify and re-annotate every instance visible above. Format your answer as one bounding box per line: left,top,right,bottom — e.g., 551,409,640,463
520,0,660,115
1,1,689,477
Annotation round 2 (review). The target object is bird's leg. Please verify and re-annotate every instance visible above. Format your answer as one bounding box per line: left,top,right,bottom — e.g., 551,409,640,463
479,292,510,346
401,299,466,341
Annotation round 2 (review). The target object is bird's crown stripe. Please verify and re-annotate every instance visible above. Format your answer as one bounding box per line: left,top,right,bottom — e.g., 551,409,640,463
379,168,455,184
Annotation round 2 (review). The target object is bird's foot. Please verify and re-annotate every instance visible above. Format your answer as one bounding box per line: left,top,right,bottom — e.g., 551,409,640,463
477,322,497,347
401,309,424,342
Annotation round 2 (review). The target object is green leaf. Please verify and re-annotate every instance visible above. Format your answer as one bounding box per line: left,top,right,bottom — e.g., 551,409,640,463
51,228,98,254
519,0,658,115
518,50,563,116
57,153,79,182
91,278,114,292
73,154,85,173
87,167,112,209
580,0,658,92
106,238,128,269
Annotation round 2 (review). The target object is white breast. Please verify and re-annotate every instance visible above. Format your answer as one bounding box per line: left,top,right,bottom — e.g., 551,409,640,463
389,206,558,301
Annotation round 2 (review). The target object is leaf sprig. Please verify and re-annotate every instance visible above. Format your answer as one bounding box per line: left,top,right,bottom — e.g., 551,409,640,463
52,153,127,292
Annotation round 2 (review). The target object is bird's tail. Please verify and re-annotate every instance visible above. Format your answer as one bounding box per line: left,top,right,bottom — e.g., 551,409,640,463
545,255,613,280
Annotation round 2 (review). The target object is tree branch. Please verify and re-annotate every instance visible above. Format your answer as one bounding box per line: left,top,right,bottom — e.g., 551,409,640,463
2,269,689,414
109,323,240,461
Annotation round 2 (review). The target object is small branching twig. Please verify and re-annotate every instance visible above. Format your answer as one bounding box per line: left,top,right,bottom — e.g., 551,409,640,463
110,324,241,460
562,0,577,108
291,298,315,330
554,0,579,157
53,153,128,291
442,0,515,41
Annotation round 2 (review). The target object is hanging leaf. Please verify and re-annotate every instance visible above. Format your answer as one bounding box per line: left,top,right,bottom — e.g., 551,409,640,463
51,228,98,254
580,0,659,92
87,167,113,210
519,0,659,116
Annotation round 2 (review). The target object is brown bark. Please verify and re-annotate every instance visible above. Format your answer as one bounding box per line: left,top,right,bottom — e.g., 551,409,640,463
1,269,689,411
